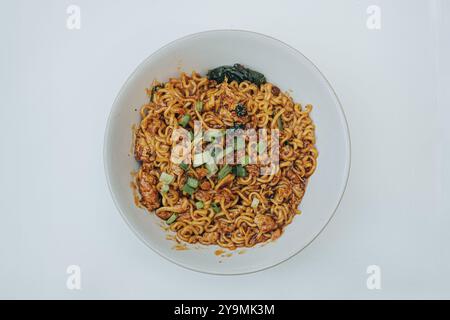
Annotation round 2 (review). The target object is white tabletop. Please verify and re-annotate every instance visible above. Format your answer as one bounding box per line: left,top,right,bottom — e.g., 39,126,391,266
1,0,449,299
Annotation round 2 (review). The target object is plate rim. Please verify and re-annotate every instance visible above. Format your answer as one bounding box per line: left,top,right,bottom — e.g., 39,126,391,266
103,29,352,275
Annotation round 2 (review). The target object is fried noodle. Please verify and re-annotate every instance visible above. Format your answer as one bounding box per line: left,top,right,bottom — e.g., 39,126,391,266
134,72,318,249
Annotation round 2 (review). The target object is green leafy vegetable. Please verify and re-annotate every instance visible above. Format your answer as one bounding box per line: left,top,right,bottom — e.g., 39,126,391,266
207,64,266,86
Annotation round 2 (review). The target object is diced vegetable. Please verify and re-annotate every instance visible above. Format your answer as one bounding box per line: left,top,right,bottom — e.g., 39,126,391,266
182,184,195,195
161,184,169,193
277,117,283,130
166,213,178,225
195,101,203,112
232,165,247,177
159,172,174,184
217,164,232,180
251,197,260,208
238,166,247,177
179,114,191,127
296,209,302,215
211,202,221,213
195,201,204,209
187,177,199,189
180,162,189,171
188,130,194,141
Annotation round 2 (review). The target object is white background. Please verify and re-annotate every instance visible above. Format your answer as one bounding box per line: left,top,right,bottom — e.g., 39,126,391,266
1,0,449,299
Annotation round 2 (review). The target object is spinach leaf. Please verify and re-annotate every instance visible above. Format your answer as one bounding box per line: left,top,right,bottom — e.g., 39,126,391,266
207,64,266,86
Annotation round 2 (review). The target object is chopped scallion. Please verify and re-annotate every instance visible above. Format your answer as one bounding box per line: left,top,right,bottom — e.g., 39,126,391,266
161,184,169,193
187,177,199,189
233,165,247,177
166,213,178,225
159,172,174,184
182,184,195,195
195,201,204,209
195,101,203,112
179,162,189,171
179,114,191,127
251,197,260,208
217,164,232,180
211,202,221,213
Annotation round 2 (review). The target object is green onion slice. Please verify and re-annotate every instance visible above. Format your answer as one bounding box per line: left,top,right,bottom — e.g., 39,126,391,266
161,184,169,193
179,114,191,127
182,184,195,195
166,213,178,225
251,197,260,208
187,177,199,189
195,101,203,112
195,201,204,209
233,165,247,177
211,202,221,213
159,172,174,184
179,162,189,171
217,164,232,180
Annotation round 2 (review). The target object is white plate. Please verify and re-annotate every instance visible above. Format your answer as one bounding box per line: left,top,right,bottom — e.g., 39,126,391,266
104,30,350,274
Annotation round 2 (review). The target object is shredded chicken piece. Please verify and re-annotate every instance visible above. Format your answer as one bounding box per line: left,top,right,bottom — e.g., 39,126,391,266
138,173,160,211
254,214,277,233
195,190,212,202
135,136,150,161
